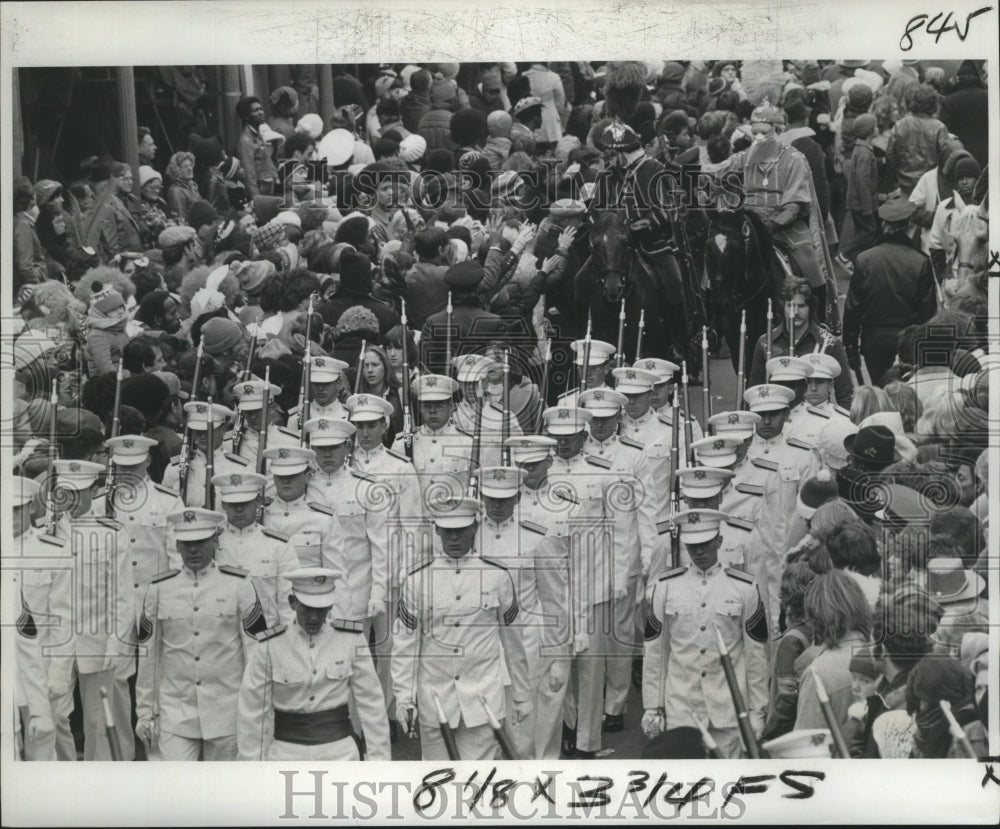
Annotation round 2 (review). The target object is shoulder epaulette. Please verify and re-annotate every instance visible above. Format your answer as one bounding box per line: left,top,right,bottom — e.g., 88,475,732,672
520,519,547,535
657,565,687,581
480,556,508,570
656,519,674,535
95,517,121,530
557,388,579,401
408,558,432,576
833,404,850,418
277,426,299,439
38,533,67,548
151,568,180,583
751,457,779,471
331,618,364,633
585,454,613,469
725,516,755,532
735,482,765,496
806,406,831,419
620,436,645,451
724,565,755,584
786,437,814,451
153,482,180,497
256,624,287,641
218,564,248,577
307,501,336,516
260,527,290,542
385,448,411,463
350,468,376,482
657,413,673,426
224,453,250,466
552,488,579,505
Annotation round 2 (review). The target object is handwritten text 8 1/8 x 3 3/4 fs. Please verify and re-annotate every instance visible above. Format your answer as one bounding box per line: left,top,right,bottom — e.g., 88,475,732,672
277,768,827,820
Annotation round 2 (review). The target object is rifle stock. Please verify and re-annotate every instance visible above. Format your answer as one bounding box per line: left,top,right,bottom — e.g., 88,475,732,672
400,301,414,458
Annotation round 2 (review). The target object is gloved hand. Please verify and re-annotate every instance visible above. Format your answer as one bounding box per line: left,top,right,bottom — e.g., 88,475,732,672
135,716,158,747
573,633,590,654
511,698,533,725
548,659,570,692
750,711,765,740
396,702,417,736
846,345,862,371
367,598,385,618
641,708,665,739
28,714,54,743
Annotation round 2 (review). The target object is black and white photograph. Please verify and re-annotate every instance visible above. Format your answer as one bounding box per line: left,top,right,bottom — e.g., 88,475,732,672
2,0,997,824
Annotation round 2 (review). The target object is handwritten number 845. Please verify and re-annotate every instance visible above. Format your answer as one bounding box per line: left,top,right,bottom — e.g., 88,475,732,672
900,7,993,51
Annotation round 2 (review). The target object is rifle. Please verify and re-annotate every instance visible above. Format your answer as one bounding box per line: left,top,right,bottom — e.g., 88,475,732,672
940,699,979,760
467,393,484,498
669,386,681,569
535,338,551,434
104,360,125,518
811,669,850,759
204,397,216,510
714,623,761,758
231,324,259,457
355,340,367,395
786,301,795,355
501,350,511,466
635,309,645,361
478,694,517,760
444,292,453,377
701,325,711,430
431,689,460,761
681,361,695,467
178,339,205,503
615,297,626,368
580,312,593,392
765,305,774,363
735,309,747,409
46,380,59,534
399,300,414,458
100,687,122,761
298,294,316,446
255,366,272,524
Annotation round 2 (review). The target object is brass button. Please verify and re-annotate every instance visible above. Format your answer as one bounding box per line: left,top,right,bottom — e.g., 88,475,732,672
195,656,200,662
454,675,460,681
194,631,200,636
196,680,202,686
700,626,706,631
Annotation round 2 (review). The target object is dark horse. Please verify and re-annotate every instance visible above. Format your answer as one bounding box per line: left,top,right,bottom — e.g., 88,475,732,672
704,208,789,377
571,210,683,366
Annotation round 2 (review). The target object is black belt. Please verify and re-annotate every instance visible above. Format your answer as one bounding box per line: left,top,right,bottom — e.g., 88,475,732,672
274,705,352,745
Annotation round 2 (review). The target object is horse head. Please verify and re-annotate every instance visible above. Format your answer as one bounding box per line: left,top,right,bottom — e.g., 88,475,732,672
949,190,989,279
589,210,631,303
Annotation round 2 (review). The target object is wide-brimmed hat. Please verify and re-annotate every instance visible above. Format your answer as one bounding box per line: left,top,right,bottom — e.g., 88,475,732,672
843,425,896,467
925,557,986,604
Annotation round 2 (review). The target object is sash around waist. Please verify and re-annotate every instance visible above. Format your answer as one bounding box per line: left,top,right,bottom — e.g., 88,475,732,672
274,705,352,745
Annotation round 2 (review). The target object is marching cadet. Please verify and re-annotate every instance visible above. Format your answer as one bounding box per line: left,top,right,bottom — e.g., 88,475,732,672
477,464,575,758
642,509,769,758
505,436,573,758
737,385,815,628
11,476,57,761
392,373,472,518
578,388,652,734
213,471,300,624
634,357,680,415
615,366,667,444
766,355,828,449
790,352,852,448
304,417,388,625
392,497,532,761
39,458,105,531
346,392,421,724
98,435,183,603
227,377,297,466
451,354,523,469
345,392,421,578
557,338,616,408
261,445,344,572
163,401,250,506
676,464,734,511
135,508,269,761
542,404,618,758
288,355,351,432
237,568,390,761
